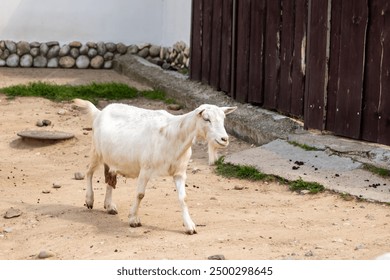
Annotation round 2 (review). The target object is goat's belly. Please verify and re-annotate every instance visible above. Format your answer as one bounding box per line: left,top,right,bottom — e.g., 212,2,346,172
106,162,140,179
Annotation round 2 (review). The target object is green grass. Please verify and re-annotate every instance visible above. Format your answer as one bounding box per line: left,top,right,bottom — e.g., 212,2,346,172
288,141,320,151
289,178,325,194
362,163,390,178
0,82,174,104
215,157,324,194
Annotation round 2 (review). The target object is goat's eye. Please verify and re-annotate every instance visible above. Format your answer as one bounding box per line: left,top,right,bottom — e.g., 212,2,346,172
203,118,211,123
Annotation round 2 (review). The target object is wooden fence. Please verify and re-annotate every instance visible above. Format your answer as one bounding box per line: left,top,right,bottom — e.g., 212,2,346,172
189,0,390,146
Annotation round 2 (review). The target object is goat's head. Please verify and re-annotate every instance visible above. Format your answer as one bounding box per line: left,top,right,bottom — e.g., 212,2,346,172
195,104,237,165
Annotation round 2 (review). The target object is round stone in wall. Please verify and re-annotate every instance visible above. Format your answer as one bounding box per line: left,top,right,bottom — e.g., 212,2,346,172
70,48,80,59
105,42,116,52
20,54,33,67
149,45,160,57
40,43,49,56
86,42,97,48
17,41,30,56
69,41,82,48
103,60,112,69
76,55,90,69
0,49,10,60
0,59,6,66
59,45,70,56
59,56,75,68
46,41,59,47
47,57,59,68
91,55,104,69
33,56,48,68
97,42,106,56
128,45,139,54
116,43,127,54
47,46,60,59
6,54,19,67
79,45,89,55
30,41,41,48
5,40,17,53
88,48,97,58
30,47,39,57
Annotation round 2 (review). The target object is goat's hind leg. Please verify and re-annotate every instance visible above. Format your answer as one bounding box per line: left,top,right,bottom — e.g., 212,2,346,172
104,164,118,215
129,170,150,227
85,152,100,209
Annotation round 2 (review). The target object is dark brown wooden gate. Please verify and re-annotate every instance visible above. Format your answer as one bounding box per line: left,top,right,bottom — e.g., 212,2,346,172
189,0,390,146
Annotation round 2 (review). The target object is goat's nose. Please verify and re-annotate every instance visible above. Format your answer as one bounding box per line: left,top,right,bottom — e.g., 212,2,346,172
221,136,228,143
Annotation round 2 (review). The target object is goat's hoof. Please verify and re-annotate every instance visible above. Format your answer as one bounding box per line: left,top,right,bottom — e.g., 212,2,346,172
104,204,118,215
186,229,197,235
107,208,118,215
84,203,93,209
129,217,142,227
129,222,142,228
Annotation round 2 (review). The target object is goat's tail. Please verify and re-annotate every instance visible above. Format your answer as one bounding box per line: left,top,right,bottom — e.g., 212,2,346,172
73,98,100,120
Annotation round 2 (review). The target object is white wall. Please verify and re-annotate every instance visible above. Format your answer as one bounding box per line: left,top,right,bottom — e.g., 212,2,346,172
0,0,191,46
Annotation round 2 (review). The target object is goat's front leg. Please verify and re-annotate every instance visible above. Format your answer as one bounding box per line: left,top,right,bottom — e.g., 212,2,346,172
104,164,118,215
174,174,197,234
129,171,150,227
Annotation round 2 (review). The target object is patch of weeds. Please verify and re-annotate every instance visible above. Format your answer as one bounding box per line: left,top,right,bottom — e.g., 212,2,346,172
362,163,390,178
215,157,272,181
288,141,320,151
339,192,355,201
215,157,323,194
0,82,175,104
289,178,325,194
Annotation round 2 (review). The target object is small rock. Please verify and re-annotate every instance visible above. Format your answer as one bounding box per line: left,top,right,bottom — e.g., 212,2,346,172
208,254,225,260
355,244,365,251
38,250,54,259
74,172,85,180
42,190,51,194
234,185,244,190
52,183,62,189
167,104,182,111
4,227,13,233
57,109,66,116
4,207,22,219
36,120,44,127
42,119,52,126
300,190,310,195
305,251,314,257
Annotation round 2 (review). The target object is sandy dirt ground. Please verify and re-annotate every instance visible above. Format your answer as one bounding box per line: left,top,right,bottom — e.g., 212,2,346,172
0,68,390,260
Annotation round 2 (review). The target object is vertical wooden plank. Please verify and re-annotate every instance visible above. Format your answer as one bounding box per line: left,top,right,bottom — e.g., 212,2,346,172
304,0,329,130
189,0,203,81
378,1,390,145
219,0,233,94
201,0,213,84
248,0,266,104
209,0,223,90
279,0,295,114
234,0,251,102
263,0,281,110
326,0,342,132
361,0,383,142
332,0,368,139
290,0,307,117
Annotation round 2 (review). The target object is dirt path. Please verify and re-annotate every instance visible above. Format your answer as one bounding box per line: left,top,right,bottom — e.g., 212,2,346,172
0,68,389,260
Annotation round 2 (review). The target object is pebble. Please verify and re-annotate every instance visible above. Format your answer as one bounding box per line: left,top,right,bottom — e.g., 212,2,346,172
4,227,13,233
208,254,225,260
4,207,22,219
305,251,314,257
42,190,51,194
234,185,244,190
52,183,62,189
74,172,85,180
37,250,54,259
167,104,182,111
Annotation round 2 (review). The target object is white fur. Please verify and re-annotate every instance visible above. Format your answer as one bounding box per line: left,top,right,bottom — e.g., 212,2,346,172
74,99,236,234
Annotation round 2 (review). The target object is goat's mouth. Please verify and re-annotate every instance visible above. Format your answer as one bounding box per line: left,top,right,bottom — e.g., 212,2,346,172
215,139,228,147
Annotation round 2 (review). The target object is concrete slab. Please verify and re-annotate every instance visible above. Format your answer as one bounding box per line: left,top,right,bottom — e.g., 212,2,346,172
226,139,390,203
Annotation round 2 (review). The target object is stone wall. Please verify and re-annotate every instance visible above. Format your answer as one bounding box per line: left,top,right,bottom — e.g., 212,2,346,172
0,40,189,71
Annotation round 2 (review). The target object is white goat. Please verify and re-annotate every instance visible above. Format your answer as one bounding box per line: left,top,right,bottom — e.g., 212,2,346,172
74,99,236,234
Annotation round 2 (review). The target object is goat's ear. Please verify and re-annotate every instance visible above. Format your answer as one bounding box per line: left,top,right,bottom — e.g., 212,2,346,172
221,106,237,115
197,108,205,117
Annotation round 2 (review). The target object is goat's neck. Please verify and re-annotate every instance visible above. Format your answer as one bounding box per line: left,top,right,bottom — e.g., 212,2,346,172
167,111,198,158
